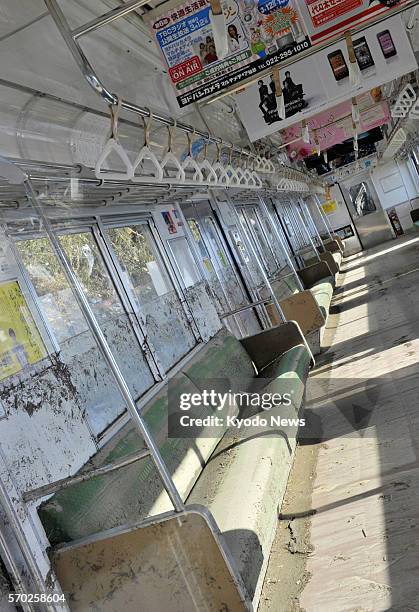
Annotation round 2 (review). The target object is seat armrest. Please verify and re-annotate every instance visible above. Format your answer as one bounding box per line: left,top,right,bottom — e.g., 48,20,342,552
324,240,341,254
333,236,345,252
240,321,315,372
298,261,332,289
319,251,339,275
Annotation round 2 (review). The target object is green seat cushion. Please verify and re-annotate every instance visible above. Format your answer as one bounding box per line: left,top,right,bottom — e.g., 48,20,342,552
181,327,255,393
39,329,256,546
414,220,419,230
38,374,211,545
332,252,343,268
310,278,334,319
259,345,311,411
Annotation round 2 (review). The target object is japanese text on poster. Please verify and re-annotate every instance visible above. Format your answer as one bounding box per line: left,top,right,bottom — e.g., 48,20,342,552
0,280,47,381
145,0,311,107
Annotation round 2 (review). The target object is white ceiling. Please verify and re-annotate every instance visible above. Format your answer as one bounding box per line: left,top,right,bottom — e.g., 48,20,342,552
0,0,418,166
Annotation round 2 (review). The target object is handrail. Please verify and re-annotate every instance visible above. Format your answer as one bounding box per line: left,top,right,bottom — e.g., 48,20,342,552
44,0,256,160
23,449,150,502
72,0,150,39
220,298,273,319
43,0,324,190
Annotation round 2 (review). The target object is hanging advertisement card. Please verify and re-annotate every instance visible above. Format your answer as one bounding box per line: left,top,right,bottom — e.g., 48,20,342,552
235,15,416,141
284,96,391,160
299,0,408,46
144,0,311,108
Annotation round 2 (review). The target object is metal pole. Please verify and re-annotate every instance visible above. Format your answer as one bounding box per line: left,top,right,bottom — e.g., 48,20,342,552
0,527,33,612
293,202,321,261
300,198,324,249
314,194,333,240
43,0,255,160
228,195,286,324
272,197,301,267
256,194,304,291
72,0,150,39
0,480,59,611
284,201,305,250
23,178,185,513
23,449,150,502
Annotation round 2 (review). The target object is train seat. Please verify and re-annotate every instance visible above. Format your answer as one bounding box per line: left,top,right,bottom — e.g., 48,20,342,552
38,324,312,607
296,261,336,352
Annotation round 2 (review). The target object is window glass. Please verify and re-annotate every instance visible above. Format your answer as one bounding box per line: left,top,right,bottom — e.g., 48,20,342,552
16,233,124,342
16,231,157,435
107,224,196,371
349,182,377,217
167,236,201,288
187,218,214,274
107,225,171,303
240,208,276,275
202,217,229,271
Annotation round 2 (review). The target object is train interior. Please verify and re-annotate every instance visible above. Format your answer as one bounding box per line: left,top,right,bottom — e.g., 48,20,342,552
0,1,419,610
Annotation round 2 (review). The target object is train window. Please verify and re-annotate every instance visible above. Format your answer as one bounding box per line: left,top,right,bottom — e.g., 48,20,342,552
16,231,157,435
16,233,125,343
201,217,229,271
167,236,201,288
107,225,171,304
348,182,377,216
16,237,87,342
60,232,125,320
106,224,197,371
238,207,277,275
187,219,214,273
410,149,419,178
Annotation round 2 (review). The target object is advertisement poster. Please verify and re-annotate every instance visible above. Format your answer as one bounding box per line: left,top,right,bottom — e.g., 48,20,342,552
322,200,338,214
299,0,408,45
0,280,47,381
283,94,391,160
145,0,311,107
235,15,417,141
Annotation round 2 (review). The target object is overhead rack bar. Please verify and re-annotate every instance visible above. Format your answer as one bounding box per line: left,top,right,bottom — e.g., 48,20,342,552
44,0,256,158
42,0,319,188
72,0,150,39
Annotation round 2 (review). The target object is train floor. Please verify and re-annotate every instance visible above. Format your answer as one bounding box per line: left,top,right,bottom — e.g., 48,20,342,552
259,234,419,612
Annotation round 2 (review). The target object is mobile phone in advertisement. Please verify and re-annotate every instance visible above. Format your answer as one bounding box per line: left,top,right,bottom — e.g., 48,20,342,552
377,30,397,59
353,36,375,71
328,50,349,81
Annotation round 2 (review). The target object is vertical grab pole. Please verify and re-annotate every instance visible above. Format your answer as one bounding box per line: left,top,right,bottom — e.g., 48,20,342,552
23,179,185,513
314,194,334,240
286,201,306,250
300,197,324,249
227,193,287,324
256,194,304,291
293,201,321,261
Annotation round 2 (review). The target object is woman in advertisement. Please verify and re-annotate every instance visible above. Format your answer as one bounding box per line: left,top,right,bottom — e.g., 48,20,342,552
227,24,242,53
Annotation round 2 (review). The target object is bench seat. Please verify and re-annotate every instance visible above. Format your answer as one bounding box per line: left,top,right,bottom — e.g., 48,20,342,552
39,324,312,608
188,341,311,604
332,250,343,269
310,276,335,319
39,328,255,545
